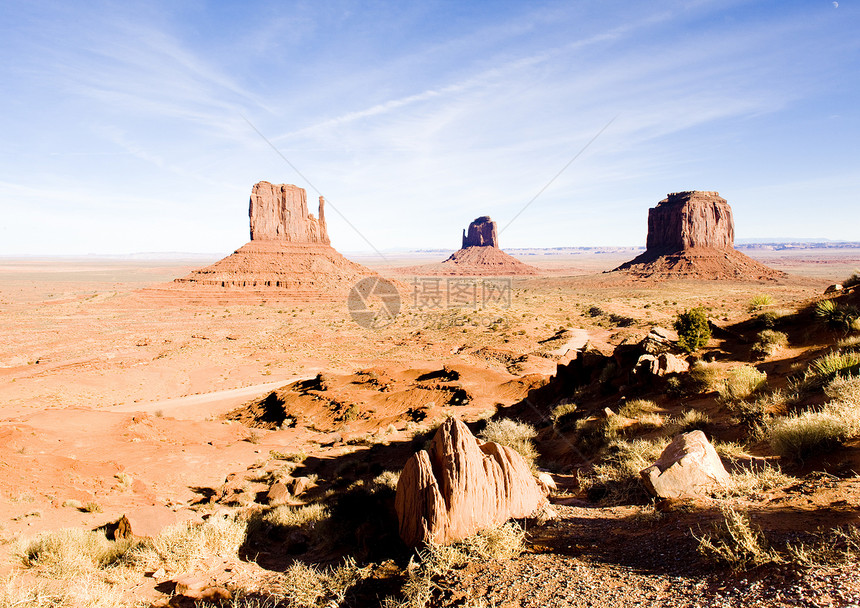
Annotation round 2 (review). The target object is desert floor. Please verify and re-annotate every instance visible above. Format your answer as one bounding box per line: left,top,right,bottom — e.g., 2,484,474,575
1,247,859,606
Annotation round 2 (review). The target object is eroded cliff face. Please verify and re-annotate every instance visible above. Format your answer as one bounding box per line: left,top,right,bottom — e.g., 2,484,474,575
645,191,734,253
249,182,330,245
462,216,499,248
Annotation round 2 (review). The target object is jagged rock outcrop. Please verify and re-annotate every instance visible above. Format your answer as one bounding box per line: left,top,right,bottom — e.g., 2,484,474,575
395,417,545,546
249,181,330,244
462,216,498,248
614,191,784,281
394,215,539,276
640,430,731,499
155,182,375,301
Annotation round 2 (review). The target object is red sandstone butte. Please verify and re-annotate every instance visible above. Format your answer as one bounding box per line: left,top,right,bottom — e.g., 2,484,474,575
462,216,498,248
163,182,374,300
249,181,330,245
614,191,784,281
396,216,539,276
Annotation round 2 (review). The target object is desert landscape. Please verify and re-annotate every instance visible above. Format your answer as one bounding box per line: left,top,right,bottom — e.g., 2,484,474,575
1,181,860,607
3,2,859,607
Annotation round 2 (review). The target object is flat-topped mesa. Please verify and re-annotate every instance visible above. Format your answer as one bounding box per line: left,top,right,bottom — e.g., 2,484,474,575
613,190,784,280
646,191,733,254
462,216,498,248
249,181,330,245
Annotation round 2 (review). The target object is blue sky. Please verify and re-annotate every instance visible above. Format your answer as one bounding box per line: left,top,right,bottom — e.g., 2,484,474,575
1,0,857,255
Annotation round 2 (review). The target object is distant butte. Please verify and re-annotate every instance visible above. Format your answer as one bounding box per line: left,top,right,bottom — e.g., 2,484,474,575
462,216,498,248
613,191,784,281
159,182,375,301
398,216,539,276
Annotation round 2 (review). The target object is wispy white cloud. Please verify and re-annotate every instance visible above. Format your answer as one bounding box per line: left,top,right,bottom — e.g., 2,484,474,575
1,0,857,254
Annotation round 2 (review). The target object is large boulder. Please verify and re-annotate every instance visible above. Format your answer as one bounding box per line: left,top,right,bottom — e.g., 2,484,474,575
640,430,730,499
395,417,545,546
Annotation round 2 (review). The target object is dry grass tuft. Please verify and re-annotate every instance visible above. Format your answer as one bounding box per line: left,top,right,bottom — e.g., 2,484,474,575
618,399,656,418
262,558,365,608
687,361,720,394
19,529,140,579
131,516,247,573
579,438,668,504
385,523,524,608
719,366,767,402
751,330,788,358
264,504,328,531
719,463,795,498
696,506,781,570
766,401,860,460
824,374,860,405
0,573,141,608
663,409,711,436
479,419,538,470
550,400,578,428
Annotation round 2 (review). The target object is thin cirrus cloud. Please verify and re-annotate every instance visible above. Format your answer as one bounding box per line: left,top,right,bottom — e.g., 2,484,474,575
0,0,856,255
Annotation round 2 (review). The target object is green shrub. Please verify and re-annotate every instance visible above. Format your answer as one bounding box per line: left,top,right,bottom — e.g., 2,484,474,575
805,350,860,388
719,366,767,402
674,307,711,353
751,330,788,358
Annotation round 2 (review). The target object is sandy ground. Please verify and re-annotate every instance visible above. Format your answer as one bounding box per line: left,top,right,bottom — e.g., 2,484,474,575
0,247,858,603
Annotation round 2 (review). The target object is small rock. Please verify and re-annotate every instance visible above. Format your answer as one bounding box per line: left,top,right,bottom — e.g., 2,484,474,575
266,482,290,504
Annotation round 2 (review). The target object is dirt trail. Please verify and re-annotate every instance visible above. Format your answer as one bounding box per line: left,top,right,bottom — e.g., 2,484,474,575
108,376,315,421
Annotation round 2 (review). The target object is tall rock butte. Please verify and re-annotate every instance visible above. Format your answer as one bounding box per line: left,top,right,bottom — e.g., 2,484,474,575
462,216,498,248
397,215,538,276
614,191,783,280
164,182,375,301
249,182,330,245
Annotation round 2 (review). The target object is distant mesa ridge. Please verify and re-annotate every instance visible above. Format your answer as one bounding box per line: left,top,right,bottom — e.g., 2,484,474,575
614,190,784,281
